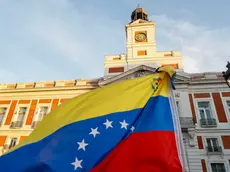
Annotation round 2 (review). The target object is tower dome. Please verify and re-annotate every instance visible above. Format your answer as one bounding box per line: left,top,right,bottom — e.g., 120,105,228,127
131,7,148,22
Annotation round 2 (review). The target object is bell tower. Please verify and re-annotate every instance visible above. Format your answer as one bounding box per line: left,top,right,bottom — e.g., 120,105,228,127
126,7,156,60
131,7,148,21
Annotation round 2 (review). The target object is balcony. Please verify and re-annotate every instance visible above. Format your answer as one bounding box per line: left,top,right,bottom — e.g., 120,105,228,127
200,118,217,127
180,117,195,128
10,121,23,129
206,146,223,155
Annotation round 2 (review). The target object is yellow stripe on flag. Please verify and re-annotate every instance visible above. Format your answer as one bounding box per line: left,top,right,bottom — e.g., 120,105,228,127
10,69,174,152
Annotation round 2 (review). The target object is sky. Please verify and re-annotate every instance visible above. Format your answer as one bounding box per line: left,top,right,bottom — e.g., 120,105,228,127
1,0,230,83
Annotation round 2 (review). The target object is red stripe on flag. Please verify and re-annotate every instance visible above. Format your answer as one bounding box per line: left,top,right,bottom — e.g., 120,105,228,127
91,131,182,172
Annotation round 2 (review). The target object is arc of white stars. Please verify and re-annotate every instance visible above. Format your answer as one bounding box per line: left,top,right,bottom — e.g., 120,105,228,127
120,120,129,130
103,119,113,129
89,127,100,138
71,157,83,170
77,139,88,151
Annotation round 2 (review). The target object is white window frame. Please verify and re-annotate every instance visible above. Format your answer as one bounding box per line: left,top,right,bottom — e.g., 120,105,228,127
58,98,68,106
204,136,223,149
38,105,50,120
9,137,18,148
208,161,228,172
222,97,230,122
12,104,30,127
195,98,218,127
58,99,62,106
0,104,10,126
175,99,182,117
17,107,27,121
197,102,213,119
6,137,19,149
33,103,51,122
206,138,218,147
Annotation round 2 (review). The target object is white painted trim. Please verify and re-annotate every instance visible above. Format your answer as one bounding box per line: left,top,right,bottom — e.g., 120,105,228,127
211,92,229,124
4,136,11,145
20,104,31,127
0,102,11,126
32,102,51,122
221,96,230,122
12,102,31,127
194,98,219,128
168,83,189,171
38,103,51,114
207,160,228,172
11,101,19,123
175,99,182,117
31,100,39,123
50,99,54,109
58,99,61,106
203,136,224,150
6,136,20,147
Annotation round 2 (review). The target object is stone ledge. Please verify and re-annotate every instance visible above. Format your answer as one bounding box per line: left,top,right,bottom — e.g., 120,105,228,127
0,79,100,90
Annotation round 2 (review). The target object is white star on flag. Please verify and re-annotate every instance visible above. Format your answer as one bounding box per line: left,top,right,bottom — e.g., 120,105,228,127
89,127,100,138
103,119,113,129
77,139,88,151
120,120,129,129
130,126,135,132
71,157,83,170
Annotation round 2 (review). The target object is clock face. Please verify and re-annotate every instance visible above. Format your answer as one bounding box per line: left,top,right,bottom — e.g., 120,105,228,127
135,32,147,42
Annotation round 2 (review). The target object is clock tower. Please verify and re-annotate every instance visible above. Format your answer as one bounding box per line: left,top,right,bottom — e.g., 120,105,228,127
103,7,183,78
126,8,156,60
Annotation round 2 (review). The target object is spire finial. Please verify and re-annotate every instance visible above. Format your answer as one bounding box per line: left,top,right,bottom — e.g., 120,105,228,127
137,4,140,8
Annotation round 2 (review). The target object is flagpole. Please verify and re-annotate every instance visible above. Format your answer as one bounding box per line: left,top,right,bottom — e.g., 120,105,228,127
168,79,189,172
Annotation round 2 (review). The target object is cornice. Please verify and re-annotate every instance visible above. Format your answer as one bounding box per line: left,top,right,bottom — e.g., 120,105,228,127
0,86,98,94
195,128,230,133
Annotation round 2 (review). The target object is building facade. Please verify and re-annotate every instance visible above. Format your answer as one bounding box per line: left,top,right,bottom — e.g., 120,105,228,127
0,8,229,172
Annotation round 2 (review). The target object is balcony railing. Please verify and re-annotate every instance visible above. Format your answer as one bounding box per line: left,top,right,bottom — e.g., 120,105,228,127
10,121,23,129
180,117,195,128
200,118,217,127
206,146,223,155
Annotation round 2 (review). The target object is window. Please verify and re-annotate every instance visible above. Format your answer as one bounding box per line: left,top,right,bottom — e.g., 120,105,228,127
17,107,27,122
198,101,216,126
176,100,181,117
108,67,124,73
211,163,226,172
137,50,147,56
38,106,48,121
0,107,7,123
206,138,221,152
137,12,142,19
9,138,17,149
198,101,213,119
226,100,230,114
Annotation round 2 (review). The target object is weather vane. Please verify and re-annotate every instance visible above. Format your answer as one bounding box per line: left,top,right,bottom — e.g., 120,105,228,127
137,4,140,8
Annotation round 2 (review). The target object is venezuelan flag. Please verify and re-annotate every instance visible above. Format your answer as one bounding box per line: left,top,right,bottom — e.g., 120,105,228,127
0,67,183,172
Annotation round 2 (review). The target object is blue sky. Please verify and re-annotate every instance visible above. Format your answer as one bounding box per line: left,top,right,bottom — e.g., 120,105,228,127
1,0,230,83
